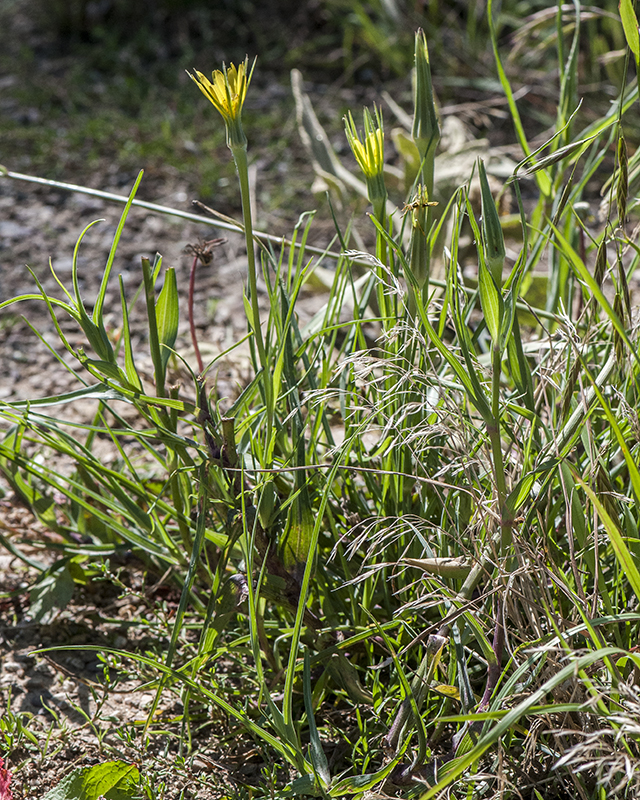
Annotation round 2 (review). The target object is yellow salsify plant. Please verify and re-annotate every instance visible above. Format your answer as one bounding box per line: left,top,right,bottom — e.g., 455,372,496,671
189,59,274,469
188,59,267,377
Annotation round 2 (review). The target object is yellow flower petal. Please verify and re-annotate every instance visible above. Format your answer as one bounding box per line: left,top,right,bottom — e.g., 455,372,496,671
189,61,251,126
344,107,384,179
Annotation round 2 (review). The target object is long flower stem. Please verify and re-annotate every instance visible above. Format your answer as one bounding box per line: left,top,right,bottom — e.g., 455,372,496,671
230,144,273,456
188,255,204,375
490,344,512,552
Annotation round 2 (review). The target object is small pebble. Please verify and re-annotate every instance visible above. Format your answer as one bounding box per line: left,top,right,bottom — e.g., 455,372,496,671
2,661,24,676
138,693,154,708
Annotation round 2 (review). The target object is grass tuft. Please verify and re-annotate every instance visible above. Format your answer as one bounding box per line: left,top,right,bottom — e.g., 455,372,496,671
3,4,640,798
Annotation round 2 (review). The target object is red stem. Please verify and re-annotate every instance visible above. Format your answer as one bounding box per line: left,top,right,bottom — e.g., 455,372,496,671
189,254,204,375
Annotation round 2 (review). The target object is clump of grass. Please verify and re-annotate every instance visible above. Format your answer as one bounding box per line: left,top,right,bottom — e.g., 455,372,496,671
3,3,640,798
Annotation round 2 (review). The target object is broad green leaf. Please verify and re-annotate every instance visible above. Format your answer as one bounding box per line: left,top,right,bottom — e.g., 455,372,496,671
155,267,179,371
280,438,314,579
285,775,324,797
28,562,75,623
620,0,640,61
477,259,502,343
505,472,537,514
325,652,374,705
82,762,139,799
404,556,472,579
506,317,534,410
43,761,139,800
478,159,505,284
433,683,461,699
465,189,503,348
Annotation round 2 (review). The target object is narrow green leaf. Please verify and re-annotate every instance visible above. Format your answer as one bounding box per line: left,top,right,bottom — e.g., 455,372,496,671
304,649,331,788
94,170,144,325
525,135,596,174
487,0,551,195
76,351,132,389
69,220,115,363
419,648,625,799
119,276,143,392
141,256,166,397
573,470,640,604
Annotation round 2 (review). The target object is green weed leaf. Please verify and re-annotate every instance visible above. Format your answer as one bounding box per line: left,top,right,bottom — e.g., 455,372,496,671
43,761,139,800
28,562,75,623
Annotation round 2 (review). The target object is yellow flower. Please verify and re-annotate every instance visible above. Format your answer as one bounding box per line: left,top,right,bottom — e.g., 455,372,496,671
344,106,387,223
344,107,384,179
189,60,253,148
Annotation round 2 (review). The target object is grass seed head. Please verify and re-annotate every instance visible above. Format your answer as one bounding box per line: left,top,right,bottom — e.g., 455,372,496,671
617,133,628,227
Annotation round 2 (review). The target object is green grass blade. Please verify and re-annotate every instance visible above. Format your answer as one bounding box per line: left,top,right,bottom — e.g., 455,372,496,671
419,647,625,799
303,648,331,788
93,170,143,325
572,469,640,604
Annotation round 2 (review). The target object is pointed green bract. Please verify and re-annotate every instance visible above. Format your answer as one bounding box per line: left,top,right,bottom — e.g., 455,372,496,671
478,160,505,286
412,28,440,194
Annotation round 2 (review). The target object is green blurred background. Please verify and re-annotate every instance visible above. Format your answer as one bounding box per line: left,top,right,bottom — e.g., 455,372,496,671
0,0,628,215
